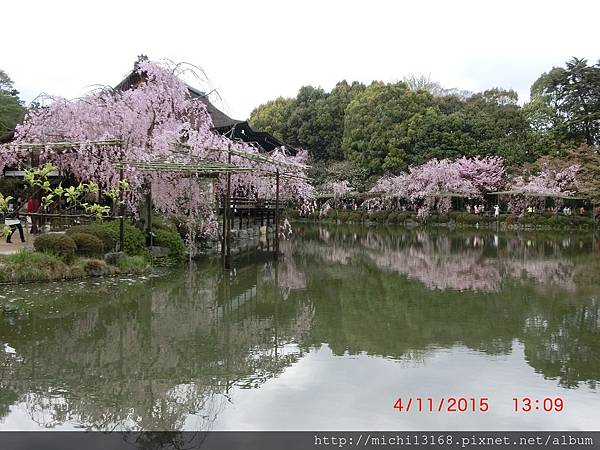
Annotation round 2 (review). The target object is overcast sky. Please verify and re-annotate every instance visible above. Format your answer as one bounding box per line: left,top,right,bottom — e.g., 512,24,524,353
2,0,599,120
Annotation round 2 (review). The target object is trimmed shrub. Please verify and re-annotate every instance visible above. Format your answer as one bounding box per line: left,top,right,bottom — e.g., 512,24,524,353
66,224,115,252
100,221,146,256
70,232,104,257
82,259,110,277
33,233,77,262
154,228,185,260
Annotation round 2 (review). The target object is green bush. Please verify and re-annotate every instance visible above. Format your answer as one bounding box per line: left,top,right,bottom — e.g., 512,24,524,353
427,214,450,224
66,224,115,252
70,232,104,257
154,228,185,260
117,255,151,273
0,250,69,283
337,211,352,223
33,233,77,262
100,221,146,255
369,210,388,223
151,214,178,231
547,214,562,227
386,212,398,223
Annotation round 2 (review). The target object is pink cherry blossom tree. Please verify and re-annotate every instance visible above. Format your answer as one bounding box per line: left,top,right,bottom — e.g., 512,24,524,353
507,164,580,210
0,60,314,241
369,156,507,215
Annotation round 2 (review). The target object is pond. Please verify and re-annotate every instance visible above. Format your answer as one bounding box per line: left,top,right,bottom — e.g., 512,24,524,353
0,224,599,431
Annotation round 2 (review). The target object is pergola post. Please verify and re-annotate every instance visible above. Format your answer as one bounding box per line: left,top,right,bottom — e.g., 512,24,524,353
146,181,153,246
118,161,125,252
225,147,232,265
274,168,280,258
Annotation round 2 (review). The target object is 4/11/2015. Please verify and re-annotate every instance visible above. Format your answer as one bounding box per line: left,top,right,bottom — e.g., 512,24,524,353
393,397,490,413
393,397,564,413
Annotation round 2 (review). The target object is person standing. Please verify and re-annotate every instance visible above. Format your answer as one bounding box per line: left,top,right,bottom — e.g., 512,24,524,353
27,196,41,234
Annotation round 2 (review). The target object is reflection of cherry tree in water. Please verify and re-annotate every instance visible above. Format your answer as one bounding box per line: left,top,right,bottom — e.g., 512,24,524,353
262,241,308,296
0,262,316,430
290,225,600,388
360,231,502,292
300,226,597,294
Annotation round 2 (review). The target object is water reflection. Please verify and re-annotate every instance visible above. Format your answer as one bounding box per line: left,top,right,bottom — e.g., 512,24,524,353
0,261,313,431
297,227,599,293
0,225,599,430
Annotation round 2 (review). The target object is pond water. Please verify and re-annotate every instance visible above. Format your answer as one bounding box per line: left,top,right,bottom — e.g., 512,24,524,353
0,225,599,431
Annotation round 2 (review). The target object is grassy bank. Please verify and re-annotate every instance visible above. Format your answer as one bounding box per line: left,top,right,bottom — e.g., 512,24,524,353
288,209,597,230
0,250,150,284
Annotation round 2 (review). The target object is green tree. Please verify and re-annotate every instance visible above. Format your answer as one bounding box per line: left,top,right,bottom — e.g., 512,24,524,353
411,88,532,165
0,69,25,138
248,96,295,143
527,57,600,146
285,85,329,158
250,81,365,161
311,80,365,160
341,81,434,174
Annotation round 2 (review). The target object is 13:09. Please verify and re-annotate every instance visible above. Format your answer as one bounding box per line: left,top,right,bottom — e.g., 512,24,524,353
512,397,563,412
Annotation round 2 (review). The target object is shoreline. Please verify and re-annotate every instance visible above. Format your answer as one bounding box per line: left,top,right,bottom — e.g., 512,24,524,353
0,251,152,285
289,210,598,231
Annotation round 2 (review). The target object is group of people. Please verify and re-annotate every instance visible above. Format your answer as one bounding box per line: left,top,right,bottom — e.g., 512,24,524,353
466,204,488,215
467,203,596,219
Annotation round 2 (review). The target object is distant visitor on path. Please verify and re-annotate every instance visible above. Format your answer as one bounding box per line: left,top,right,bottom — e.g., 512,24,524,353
4,197,25,244
27,196,41,234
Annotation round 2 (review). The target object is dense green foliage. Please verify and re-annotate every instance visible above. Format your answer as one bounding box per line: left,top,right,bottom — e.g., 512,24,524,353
33,234,77,262
153,228,185,260
0,69,25,139
250,81,366,161
100,221,146,256
289,208,595,230
115,255,150,272
527,58,600,147
70,232,104,257
250,58,600,181
66,224,115,253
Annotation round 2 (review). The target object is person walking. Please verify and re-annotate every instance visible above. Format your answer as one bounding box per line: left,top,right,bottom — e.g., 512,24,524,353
5,197,25,243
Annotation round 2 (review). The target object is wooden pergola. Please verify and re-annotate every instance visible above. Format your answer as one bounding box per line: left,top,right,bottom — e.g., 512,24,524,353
4,139,311,259
114,145,311,263
113,155,256,262
489,189,594,223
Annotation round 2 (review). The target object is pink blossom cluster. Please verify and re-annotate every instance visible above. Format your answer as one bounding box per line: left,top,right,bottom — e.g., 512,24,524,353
325,180,353,198
509,165,580,195
369,156,506,215
506,164,580,211
0,61,314,240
